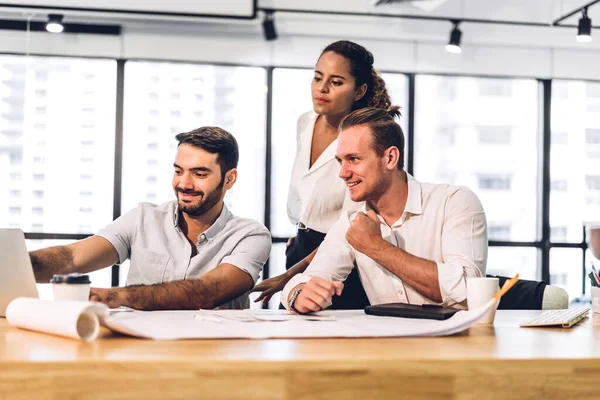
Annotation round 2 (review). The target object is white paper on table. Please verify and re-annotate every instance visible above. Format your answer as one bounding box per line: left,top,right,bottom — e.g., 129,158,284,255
6,297,109,342
102,299,499,340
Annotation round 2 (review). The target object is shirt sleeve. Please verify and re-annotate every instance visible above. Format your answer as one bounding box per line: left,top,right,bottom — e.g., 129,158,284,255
281,215,356,310
221,226,272,284
436,187,488,307
96,206,140,264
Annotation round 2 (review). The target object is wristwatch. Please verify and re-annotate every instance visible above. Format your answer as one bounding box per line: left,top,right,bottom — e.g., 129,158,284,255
288,287,303,313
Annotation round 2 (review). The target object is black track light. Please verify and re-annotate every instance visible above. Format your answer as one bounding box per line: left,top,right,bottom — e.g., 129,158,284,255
262,11,277,41
577,7,592,43
446,20,462,54
46,14,64,33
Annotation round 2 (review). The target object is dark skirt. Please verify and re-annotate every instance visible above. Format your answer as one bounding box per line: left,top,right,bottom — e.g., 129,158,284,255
285,227,370,310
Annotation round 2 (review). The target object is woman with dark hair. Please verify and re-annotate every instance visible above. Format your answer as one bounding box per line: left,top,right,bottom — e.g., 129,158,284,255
253,40,396,309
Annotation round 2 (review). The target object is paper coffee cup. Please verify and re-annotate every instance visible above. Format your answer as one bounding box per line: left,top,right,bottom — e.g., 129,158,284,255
51,274,91,302
467,277,499,324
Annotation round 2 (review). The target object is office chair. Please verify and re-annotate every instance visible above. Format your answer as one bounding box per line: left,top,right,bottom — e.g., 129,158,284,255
488,275,569,310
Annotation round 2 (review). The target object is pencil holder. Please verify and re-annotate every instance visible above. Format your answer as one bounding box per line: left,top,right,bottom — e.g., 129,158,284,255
592,286,600,314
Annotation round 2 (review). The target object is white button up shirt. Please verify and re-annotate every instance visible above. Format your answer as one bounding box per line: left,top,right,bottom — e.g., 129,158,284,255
287,111,361,233
282,174,488,310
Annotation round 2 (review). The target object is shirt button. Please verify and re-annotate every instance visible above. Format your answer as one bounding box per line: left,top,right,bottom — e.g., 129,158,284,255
398,290,404,296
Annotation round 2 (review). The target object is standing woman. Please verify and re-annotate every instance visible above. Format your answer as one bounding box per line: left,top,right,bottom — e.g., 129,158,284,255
253,40,394,308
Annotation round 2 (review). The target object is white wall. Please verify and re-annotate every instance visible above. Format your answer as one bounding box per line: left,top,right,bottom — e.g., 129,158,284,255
0,0,599,80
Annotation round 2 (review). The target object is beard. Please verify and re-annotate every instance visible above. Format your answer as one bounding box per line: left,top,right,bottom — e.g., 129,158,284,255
176,179,224,217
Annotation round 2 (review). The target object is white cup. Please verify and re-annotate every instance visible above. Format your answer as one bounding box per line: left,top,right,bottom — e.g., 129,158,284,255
466,277,499,324
51,274,91,302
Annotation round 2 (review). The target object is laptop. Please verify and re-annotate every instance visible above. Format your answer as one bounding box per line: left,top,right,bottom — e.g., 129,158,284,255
0,229,39,317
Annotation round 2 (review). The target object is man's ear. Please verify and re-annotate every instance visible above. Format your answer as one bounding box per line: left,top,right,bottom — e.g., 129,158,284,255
384,147,400,170
224,168,238,189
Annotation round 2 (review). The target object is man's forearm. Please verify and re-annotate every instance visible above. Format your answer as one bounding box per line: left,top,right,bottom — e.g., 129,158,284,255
99,279,227,311
30,247,75,283
369,242,442,303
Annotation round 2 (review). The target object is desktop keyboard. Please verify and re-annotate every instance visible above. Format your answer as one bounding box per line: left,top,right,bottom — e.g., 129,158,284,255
520,308,590,328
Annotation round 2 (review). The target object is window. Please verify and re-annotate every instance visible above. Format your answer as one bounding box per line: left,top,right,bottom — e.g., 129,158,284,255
550,248,582,300
551,80,600,243
478,175,511,190
10,153,22,165
487,247,538,281
123,61,267,224
269,69,409,237
551,180,568,191
550,227,568,242
478,79,512,96
586,176,600,191
415,76,538,242
478,126,512,144
488,225,511,241
586,129,600,144
32,174,44,182
0,55,116,234
147,143,158,150
9,190,21,198
586,83,600,98
9,207,21,215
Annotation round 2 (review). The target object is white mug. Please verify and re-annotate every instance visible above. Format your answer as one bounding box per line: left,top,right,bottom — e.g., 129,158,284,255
466,277,499,324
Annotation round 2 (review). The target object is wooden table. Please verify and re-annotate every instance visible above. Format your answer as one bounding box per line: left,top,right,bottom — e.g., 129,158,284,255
1,310,599,399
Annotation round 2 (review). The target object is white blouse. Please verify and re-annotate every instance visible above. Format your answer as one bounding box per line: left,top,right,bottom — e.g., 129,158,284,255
286,111,362,234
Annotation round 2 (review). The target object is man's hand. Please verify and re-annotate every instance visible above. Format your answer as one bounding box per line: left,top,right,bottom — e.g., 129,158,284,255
251,272,292,304
346,210,385,255
89,288,123,309
291,277,344,314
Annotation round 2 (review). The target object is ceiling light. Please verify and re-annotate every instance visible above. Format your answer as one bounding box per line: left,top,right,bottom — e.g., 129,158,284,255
577,7,592,43
445,20,462,54
46,14,64,33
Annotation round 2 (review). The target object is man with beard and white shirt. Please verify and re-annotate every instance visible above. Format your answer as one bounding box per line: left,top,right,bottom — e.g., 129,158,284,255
30,127,271,310
281,106,488,313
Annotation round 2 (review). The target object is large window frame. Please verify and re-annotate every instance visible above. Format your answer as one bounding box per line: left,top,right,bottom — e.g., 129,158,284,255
5,53,593,304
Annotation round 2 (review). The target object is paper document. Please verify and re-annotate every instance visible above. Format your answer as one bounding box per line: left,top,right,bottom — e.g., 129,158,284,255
101,299,499,340
6,297,109,342
6,297,497,341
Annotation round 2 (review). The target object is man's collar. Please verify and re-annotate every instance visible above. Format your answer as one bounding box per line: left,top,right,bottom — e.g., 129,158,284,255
173,202,230,241
362,172,423,225
404,173,423,216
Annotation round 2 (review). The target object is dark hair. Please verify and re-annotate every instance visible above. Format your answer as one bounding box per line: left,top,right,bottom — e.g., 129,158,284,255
320,40,391,111
175,126,239,179
339,106,404,170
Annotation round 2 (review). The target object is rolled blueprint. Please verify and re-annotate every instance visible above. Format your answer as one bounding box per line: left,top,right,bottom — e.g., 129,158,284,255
6,297,109,342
